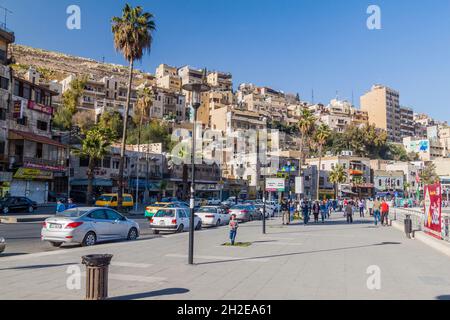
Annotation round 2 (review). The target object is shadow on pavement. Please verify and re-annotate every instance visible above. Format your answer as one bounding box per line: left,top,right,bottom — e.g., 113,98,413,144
195,242,402,266
0,262,77,271
110,288,189,300
0,253,28,258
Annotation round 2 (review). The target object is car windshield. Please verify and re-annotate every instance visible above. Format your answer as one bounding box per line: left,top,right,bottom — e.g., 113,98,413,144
231,205,247,210
154,209,175,218
97,196,113,201
197,207,217,213
56,209,89,218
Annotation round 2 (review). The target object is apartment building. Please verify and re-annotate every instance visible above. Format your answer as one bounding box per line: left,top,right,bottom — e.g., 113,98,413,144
306,154,373,199
400,106,415,138
361,85,403,143
150,88,187,122
318,99,369,133
155,64,181,92
373,170,404,196
385,161,422,195
403,136,444,161
207,71,232,91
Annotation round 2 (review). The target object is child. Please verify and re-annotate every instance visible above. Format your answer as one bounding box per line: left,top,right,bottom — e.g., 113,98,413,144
229,214,239,245
56,200,66,213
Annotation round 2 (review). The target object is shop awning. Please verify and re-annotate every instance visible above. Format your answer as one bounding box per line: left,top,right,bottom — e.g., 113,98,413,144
70,179,113,187
9,130,67,148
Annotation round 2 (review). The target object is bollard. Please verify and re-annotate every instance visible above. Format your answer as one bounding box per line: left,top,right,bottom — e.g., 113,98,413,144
404,214,412,239
82,254,113,300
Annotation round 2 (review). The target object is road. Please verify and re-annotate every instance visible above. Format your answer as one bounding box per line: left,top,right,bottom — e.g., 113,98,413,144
0,217,155,255
1,213,450,300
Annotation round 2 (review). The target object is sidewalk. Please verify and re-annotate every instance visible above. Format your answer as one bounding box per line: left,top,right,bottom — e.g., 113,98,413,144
1,215,450,300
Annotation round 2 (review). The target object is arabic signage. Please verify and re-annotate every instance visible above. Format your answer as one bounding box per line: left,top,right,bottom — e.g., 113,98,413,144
13,100,25,119
266,178,285,192
28,100,53,115
424,183,442,239
24,161,65,172
14,168,53,180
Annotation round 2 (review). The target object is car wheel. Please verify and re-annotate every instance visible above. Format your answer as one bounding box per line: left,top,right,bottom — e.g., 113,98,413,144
2,207,8,214
127,228,138,241
82,232,97,247
28,206,34,213
177,224,184,233
49,242,63,248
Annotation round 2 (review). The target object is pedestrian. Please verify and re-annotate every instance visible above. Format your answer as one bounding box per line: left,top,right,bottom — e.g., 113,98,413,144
281,199,290,225
359,199,365,218
373,197,381,226
320,200,327,223
229,214,239,245
312,201,320,223
67,198,77,209
301,199,310,225
367,198,374,217
345,202,353,224
381,199,390,226
56,200,66,213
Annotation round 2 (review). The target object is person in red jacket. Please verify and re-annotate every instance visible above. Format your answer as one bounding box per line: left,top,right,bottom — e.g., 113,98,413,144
380,199,390,226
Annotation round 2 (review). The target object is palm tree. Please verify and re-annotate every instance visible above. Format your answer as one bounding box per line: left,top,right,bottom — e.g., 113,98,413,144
134,87,154,153
73,127,112,205
314,124,331,200
329,164,348,199
297,108,316,188
112,4,156,210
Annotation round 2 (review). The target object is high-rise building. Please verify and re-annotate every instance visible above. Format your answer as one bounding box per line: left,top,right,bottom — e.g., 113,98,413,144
360,85,402,142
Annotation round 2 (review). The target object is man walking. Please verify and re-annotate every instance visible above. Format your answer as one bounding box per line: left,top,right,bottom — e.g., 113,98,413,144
373,197,381,226
358,199,365,218
281,199,289,225
301,199,310,225
312,201,320,223
345,201,353,224
367,198,374,217
381,199,390,226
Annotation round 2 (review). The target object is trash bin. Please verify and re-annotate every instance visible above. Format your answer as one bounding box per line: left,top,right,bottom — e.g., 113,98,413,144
404,214,412,238
82,254,113,300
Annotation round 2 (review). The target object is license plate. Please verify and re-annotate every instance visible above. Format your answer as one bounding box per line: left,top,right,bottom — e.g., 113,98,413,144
49,224,62,229
159,221,165,226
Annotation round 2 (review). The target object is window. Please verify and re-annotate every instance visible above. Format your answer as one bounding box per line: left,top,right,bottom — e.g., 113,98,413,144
105,210,124,221
79,157,90,167
0,76,8,90
37,120,48,131
102,157,111,169
17,117,28,126
89,210,107,220
36,143,43,159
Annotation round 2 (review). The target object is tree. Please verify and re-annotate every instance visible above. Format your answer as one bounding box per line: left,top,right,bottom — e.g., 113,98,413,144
127,119,174,152
329,164,348,199
72,127,112,205
72,110,95,134
133,87,154,153
297,108,316,170
98,111,123,141
112,3,156,209
420,163,440,185
53,77,87,131
314,124,331,200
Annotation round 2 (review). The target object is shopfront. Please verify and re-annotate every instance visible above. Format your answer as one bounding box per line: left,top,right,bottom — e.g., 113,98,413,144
11,168,52,203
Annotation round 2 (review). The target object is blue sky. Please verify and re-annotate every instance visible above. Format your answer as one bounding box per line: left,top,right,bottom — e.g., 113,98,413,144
3,0,450,121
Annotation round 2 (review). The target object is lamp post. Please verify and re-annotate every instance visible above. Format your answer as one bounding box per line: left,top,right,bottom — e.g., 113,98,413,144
182,71,210,265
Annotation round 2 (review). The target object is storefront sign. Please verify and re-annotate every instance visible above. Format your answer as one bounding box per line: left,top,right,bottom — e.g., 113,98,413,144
14,168,53,180
266,178,285,192
28,100,53,115
24,161,65,172
424,183,442,239
13,100,25,119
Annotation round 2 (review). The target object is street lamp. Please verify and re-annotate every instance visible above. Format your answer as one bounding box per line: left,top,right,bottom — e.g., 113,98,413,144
182,70,210,265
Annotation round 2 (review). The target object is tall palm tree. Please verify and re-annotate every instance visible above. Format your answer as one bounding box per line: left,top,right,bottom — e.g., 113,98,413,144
73,127,112,205
297,108,316,189
314,124,331,200
329,164,348,199
112,4,156,210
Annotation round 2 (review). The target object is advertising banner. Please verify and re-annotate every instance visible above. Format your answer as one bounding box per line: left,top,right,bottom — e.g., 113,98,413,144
295,177,304,194
424,183,442,239
266,178,285,192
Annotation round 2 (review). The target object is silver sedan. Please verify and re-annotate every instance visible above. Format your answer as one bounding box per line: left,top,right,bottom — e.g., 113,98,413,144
41,207,140,247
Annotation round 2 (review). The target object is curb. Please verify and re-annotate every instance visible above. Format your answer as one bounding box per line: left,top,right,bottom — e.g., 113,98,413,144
392,220,450,258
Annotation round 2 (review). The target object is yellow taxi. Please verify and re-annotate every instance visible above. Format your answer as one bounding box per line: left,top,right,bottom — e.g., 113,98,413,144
145,199,190,219
95,194,134,210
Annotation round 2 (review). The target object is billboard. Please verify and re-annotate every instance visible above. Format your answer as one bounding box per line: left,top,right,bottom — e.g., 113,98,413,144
407,140,429,153
295,177,304,194
266,178,285,192
424,183,442,239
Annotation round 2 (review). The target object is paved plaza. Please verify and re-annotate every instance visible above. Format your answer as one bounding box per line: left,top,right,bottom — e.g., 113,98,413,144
1,214,450,300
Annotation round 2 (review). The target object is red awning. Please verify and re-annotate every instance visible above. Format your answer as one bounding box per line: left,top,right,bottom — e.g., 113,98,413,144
9,130,67,148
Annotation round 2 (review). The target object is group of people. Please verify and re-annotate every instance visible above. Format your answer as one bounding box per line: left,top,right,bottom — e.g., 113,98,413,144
343,198,391,226
56,198,77,213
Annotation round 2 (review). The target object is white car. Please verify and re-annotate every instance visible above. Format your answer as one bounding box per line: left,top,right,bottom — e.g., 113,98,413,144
207,199,222,206
255,204,274,218
150,207,202,234
196,206,230,227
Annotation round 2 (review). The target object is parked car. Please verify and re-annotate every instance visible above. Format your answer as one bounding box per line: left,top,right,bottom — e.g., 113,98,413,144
207,198,222,206
0,197,37,214
228,204,257,222
255,204,273,218
145,201,189,219
95,194,134,211
195,206,230,227
41,207,140,247
0,237,5,254
150,207,201,234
